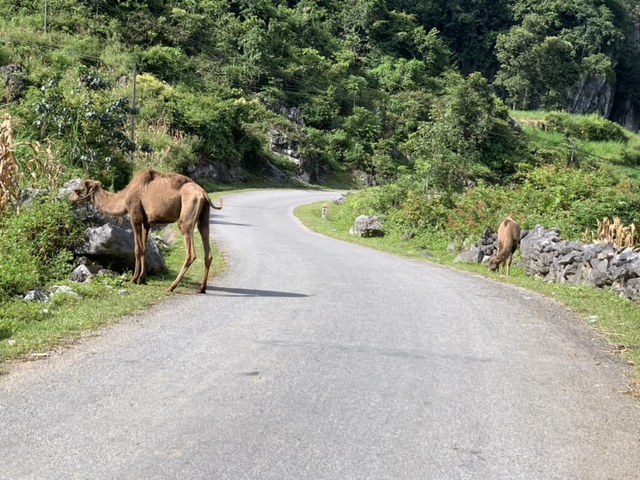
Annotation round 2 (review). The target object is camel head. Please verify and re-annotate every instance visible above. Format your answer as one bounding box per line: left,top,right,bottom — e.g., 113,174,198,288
486,256,500,272
69,179,102,204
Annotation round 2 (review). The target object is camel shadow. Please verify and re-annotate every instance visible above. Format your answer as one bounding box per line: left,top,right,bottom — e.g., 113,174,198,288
206,286,310,298
209,220,254,227
209,213,252,227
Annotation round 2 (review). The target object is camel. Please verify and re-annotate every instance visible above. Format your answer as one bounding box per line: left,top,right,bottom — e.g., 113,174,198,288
70,169,223,293
487,216,521,276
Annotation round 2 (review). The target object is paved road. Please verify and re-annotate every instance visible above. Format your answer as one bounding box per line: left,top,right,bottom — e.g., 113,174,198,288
2,189,640,479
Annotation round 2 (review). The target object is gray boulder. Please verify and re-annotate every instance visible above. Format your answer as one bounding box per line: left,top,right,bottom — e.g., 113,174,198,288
615,277,640,301
1,63,26,101
49,285,79,299
74,223,167,274
70,264,93,283
477,227,498,260
24,288,48,303
261,160,288,182
349,215,384,237
58,178,82,199
187,160,248,184
453,227,496,264
18,188,48,208
454,245,484,263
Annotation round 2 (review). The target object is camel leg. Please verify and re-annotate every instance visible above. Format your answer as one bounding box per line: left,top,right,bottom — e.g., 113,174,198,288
167,224,197,293
137,222,150,285
131,222,144,284
197,205,213,294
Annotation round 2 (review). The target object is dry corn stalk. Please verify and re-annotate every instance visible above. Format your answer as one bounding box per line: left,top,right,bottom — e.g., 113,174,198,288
583,217,637,248
16,138,64,191
0,114,64,214
0,113,20,213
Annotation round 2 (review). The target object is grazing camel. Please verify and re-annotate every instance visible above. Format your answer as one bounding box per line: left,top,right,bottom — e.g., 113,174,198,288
70,169,223,293
487,216,521,276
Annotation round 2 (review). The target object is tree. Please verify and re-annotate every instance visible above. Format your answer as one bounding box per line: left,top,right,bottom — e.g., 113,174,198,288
494,14,580,110
406,72,523,192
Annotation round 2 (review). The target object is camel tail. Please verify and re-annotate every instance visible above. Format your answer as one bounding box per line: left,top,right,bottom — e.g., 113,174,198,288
208,196,223,210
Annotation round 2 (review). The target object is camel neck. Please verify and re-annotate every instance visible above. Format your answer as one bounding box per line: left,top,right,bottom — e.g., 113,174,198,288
92,187,128,217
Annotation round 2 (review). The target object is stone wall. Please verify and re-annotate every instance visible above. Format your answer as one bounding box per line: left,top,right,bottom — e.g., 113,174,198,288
458,224,640,301
519,225,640,301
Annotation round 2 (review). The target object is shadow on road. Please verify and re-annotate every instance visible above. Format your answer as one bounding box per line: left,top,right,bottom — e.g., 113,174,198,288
207,286,310,298
256,339,494,363
209,220,254,227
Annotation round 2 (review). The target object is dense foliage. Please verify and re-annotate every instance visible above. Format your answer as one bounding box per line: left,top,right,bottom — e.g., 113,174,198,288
0,196,84,299
2,0,639,185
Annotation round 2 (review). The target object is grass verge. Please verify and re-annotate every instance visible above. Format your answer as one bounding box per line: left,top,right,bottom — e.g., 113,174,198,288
295,200,640,387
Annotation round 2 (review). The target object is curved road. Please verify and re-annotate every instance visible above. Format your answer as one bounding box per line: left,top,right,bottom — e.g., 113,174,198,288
2,189,640,479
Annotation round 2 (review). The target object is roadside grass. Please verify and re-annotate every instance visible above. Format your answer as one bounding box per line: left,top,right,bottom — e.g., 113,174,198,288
295,201,640,386
0,192,228,370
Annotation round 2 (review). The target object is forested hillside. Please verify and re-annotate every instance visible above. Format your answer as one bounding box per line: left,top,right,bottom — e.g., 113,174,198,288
2,0,640,188
3,0,640,299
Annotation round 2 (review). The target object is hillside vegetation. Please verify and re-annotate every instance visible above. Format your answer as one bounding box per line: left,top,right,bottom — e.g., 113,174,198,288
2,0,640,339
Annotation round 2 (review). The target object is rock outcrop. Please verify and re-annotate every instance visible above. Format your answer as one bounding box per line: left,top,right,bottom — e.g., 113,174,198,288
350,215,385,237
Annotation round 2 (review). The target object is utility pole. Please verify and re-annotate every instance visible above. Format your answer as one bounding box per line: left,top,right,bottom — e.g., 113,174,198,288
44,0,48,34
567,139,576,166
129,64,137,163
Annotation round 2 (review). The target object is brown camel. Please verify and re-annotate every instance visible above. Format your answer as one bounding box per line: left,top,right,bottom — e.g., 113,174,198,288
487,215,521,276
70,169,223,293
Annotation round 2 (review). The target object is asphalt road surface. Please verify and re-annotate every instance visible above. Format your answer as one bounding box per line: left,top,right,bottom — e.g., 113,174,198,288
2,189,640,480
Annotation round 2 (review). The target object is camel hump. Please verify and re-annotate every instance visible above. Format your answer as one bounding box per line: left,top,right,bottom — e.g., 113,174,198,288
500,216,521,241
503,216,518,228
134,169,194,190
134,169,159,188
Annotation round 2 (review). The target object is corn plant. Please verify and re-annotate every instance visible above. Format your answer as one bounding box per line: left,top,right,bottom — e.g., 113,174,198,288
0,114,65,214
17,138,64,191
0,114,20,213
583,217,637,248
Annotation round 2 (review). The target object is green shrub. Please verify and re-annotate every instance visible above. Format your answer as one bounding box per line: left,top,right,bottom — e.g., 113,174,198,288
135,123,198,174
0,196,84,298
621,144,640,166
168,94,260,167
0,46,10,66
20,74,136,189
546,112,628,143
446,165,640,241
136,46,188,83
340,163,640,248
0,241,40,299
